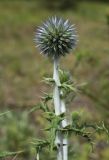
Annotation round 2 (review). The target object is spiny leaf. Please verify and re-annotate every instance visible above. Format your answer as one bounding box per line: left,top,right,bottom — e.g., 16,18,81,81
30,139,50,152
43,77,55,84
44,112,65,122
59,69,71,84
44,113,65,150
28,102,50,115
28,105,40,114
41,92,53,103
39,102,50,112
60,83,77,92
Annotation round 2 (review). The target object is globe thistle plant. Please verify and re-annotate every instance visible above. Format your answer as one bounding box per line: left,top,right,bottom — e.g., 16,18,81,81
34,17,108,160
35,16,77,58
35,16,77,160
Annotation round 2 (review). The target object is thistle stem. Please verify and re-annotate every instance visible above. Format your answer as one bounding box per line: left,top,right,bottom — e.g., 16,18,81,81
61,97,68,160
53,57,63,160
53,57,61,115
36,152,39,160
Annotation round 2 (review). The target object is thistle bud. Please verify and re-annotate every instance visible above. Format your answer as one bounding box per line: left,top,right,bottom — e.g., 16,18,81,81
35,16,77,58
71,111,80,122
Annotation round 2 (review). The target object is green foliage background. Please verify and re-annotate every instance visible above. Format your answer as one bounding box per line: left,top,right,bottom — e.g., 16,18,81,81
0,0,109,159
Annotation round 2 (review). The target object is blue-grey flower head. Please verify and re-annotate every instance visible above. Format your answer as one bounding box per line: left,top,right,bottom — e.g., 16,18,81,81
35,16,77,58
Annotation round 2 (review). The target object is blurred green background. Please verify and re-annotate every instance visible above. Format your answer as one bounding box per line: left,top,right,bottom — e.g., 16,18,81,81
0,0,109,159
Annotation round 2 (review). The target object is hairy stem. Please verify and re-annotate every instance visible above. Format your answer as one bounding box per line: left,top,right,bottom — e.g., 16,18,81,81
60,96,68,160
53,57,63,160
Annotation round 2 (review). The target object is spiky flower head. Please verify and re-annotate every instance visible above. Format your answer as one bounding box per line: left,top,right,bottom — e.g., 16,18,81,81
35,16,77,58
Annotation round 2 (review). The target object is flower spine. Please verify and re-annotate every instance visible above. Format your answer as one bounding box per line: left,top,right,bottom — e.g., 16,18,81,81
35,16,77,58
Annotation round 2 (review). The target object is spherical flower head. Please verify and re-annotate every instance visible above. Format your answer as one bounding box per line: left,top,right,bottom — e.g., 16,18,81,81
35,16,77,58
